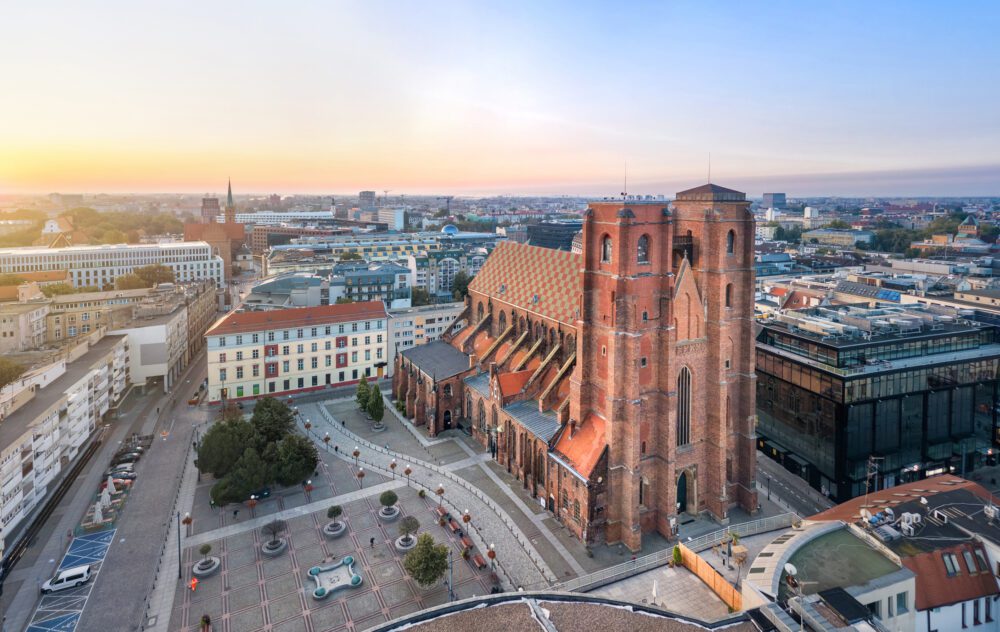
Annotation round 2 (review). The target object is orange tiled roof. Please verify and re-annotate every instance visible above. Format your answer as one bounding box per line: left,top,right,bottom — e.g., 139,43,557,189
452,325,475,349
498,369,533,398
902,543,999,610
19,270,70,282
206,302,386,336
473,331,494,356
554,413,606,479
468,242,581,325
0,286,18,301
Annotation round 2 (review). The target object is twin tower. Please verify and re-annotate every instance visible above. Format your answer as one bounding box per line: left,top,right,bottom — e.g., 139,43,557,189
571,184,758,550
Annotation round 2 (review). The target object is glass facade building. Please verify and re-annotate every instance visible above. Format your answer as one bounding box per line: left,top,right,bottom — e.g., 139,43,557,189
755,306,1000,502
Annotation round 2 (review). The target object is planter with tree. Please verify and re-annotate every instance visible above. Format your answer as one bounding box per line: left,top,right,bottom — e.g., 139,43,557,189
356,376,370,414
192,543,221,577
403,533,449,588
323,505,347,538
260,519,288,556
395,516,420,552
378,490,400,522
367,384,386,431
200,614,212,632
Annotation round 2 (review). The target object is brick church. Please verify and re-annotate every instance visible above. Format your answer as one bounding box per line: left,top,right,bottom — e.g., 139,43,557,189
393,184,758,550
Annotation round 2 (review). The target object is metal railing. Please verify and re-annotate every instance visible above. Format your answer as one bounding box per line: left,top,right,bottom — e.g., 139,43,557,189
552,512,800,593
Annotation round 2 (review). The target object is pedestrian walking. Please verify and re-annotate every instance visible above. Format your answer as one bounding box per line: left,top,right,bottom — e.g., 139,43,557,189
341,419,345,427
233,509,239,520
369,536,375,548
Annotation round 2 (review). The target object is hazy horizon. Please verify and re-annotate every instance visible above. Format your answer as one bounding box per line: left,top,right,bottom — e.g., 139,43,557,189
3,1,999,197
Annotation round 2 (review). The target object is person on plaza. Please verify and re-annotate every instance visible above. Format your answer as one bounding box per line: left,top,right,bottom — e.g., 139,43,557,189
369,536,375,548
233,509,239,520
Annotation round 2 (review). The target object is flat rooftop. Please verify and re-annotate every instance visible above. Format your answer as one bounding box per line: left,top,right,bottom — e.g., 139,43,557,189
0,335,125,449
778,527,900,599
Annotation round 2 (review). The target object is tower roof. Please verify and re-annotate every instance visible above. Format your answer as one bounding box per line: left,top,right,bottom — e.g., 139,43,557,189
675,183,746,202
226,179,234,208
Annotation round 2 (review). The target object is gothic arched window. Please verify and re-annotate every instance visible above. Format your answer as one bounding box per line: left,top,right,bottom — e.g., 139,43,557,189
478,400,486,431
677,367,691,446
725,283,733,308
601,235,613,263
498,311,507,332
477,302,484,323
637,234,650,264
726,230,736,254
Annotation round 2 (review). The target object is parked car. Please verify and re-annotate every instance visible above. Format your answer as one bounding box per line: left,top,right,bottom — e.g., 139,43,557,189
112,453,141,465
102,473,137,485
250,487,271,499
105,464,134,477
41,565,91,594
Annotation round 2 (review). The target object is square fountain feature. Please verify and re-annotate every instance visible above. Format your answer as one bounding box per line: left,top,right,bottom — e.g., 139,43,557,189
308,555,363,599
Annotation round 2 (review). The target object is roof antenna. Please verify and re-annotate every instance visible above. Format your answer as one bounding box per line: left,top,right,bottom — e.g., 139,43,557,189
621,159,628,200
707,152,712,184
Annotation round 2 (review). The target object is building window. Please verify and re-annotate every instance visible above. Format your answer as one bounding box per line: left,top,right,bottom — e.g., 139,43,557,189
236,366,243,379
573,500,580,522
236,351,243,361
725,283,733,308
677,366,691,446
601,235,612,263
219,368,227,381
218,336,226,347
637,234,650,263
297,359,304,370
726,230,735,254
252,349,259,359
640,357,647,368
896,592,908,614
219,353,226,362
943,553,960,576
252,365,259,377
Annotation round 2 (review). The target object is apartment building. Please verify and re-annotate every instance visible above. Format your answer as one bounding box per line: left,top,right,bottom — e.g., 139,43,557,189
0,242,225,289
405,249,487,297
110,294,188,394
205,301,388,402
0,302,48,352
0,334,129,557
46,288,149,343
184,280,218,359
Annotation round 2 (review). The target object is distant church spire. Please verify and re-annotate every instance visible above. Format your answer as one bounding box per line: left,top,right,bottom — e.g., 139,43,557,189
224,179,236,224
226,178,234,208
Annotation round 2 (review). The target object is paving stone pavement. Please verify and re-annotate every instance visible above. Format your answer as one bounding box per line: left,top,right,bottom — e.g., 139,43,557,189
304,400,557,590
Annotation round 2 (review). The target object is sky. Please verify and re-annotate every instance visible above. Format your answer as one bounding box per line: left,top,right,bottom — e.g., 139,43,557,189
1,1,999,197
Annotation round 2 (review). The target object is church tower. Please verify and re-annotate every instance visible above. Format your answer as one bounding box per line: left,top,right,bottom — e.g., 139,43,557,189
224,179,237,224
570,185,757,552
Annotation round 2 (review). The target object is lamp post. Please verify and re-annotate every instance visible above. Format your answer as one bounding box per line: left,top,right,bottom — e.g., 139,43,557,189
447,549,455,602
436,483,445,508
323,432,330,451
404,464,412,487
248,494,258,517
304,479,313,500
462,509,470,528
390,459,397,479
357,468,365,488
176,511,182,579
353,446,360,467
487,543,496,570
766,476,771,500
304,419,312,435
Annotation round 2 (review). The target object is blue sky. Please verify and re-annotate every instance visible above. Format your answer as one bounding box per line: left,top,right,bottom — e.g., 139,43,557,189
1,1,998,196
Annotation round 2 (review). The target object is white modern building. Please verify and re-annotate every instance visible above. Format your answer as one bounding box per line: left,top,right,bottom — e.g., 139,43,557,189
0,334,129,557
0,242,225,289
214,211,335,224
110,302,188,394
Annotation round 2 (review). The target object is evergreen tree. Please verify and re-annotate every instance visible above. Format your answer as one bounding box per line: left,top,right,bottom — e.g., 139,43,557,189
273,435,318,486
250,397,295,444
366,384,385,423
356,376,370,410
196,418,257,478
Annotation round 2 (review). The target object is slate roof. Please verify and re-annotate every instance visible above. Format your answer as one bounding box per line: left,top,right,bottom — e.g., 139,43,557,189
468,241,581,325
503,400,561,442
675,183,746,202
464,372,490,398
400,340,470,380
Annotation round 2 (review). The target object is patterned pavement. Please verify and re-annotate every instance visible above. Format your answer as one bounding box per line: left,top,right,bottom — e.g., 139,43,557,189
25,529,117,632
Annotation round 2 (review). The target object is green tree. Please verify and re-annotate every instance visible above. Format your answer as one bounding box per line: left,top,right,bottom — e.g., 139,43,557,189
366,384,385,423
115,274,149,290
0,358,26,392
134,264,175,286
338,251,363,261
403,534,449,587
199,543,212,562
335,296,354,304
250,397,295,444
327,505,343,521
261,519,286,546
196,418,257,478
223,447,271,502
0,274,27,286
451,270,471,300
379,490,398,509
826,219,852,229
273,435,318,486
100,229,127,244
398,516,420,544
356,376,370,410
411,287,431,306
40,283,78,297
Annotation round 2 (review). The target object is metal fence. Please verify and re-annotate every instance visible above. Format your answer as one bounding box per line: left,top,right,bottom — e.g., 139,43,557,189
552,512,799,593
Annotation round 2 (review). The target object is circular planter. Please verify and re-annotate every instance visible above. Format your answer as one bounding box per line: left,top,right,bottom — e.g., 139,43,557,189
372,423,386,433
192,556,221,577
261,538,288,557
351,574,363,587
395,535,417,552
312,587,327,600
323,521,347,539
378,506,401,522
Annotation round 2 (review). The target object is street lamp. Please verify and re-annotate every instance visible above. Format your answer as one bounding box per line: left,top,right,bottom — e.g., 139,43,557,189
304,419,312,433
390,459,397,479
353,446,360,467
304,479,313,499
766,476,771,500
357,468,365,488
404,464,412,487
462,509,470,526
436,483,445,507
487,543,496,570
323,432,330,450
248,494,258,517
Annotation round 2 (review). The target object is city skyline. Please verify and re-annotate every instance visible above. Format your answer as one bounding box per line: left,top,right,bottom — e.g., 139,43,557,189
2,1,999,196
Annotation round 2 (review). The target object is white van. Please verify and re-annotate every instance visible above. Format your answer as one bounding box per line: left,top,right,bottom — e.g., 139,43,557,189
41,565,91,593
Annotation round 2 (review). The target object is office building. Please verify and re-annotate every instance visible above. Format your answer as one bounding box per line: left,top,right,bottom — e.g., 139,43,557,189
526,219,584,251
0,242,225,289
377,207,407,231
756,304,1000,501
329,261,411,307
763,192,787,209
205,301,388,402
201,197,220,224
359,191,377,212
802,228,875,248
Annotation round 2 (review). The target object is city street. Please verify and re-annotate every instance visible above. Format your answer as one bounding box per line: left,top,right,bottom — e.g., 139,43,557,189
755,451,834,518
